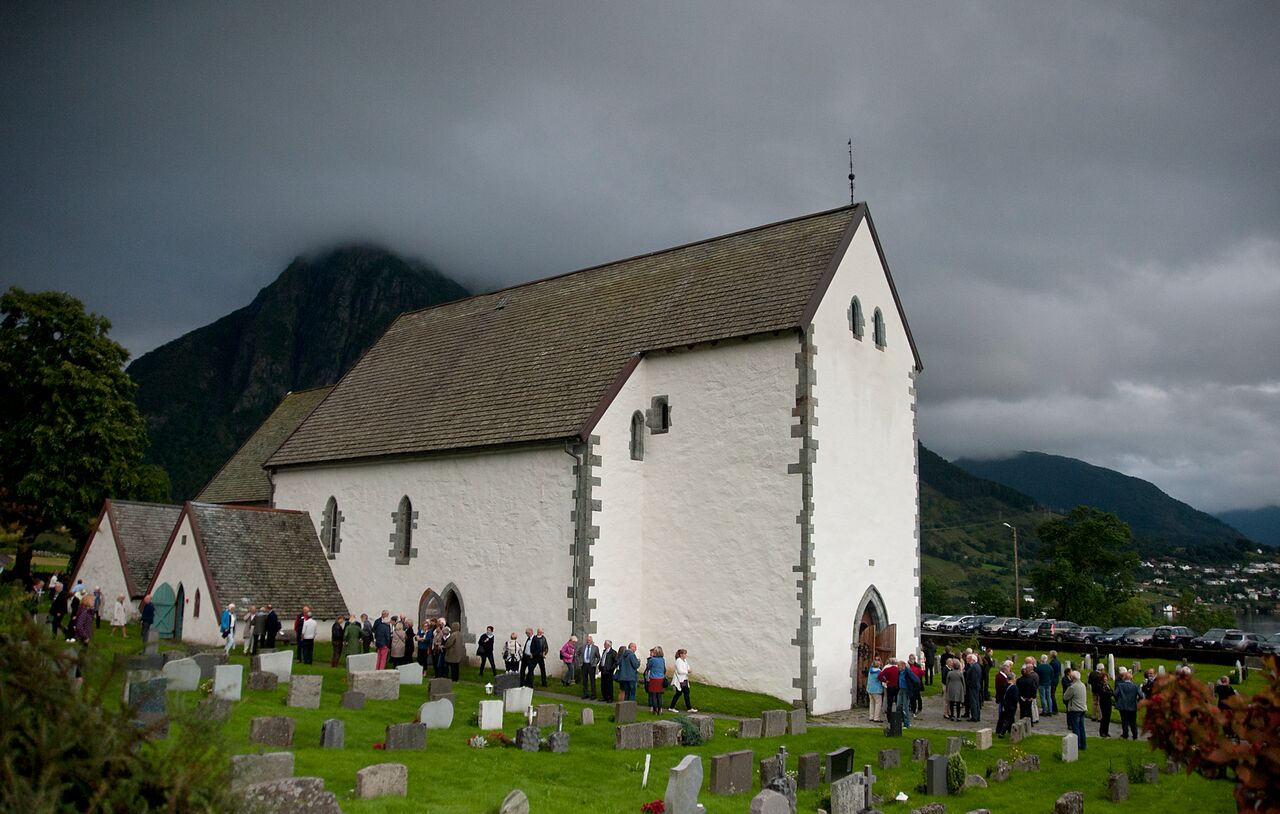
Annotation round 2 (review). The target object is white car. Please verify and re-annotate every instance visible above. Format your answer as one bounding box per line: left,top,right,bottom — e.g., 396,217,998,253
922,615,954,632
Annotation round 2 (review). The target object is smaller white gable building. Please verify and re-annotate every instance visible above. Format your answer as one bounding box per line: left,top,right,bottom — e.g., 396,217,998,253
70,499,182,614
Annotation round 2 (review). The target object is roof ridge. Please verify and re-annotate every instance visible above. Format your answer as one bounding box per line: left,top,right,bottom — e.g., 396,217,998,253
190,501,306,515
110,499,183,510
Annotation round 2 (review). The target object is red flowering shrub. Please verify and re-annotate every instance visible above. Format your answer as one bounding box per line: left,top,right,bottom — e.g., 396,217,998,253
640,800,665,813
1142,655,1280,813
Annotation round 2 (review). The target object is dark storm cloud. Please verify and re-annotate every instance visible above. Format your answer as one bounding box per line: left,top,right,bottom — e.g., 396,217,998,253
2,2,1277,511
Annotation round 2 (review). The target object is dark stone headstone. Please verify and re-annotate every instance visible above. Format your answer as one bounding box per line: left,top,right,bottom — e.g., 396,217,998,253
788,709,807,735
127,676,168,717
797,752,820,790
925,754,948,796
534,703,561,729
249,716,295,747
1013,754,1040,772
759,755,784,787
1143,763,1160,784
493,672,522,694
614,700,637,724
238,776,341,814
355,762,408,799
883,709,903,737
385,722,427,751
652,720,683,747
687,713,715,743
616,722,654,750
761,709,788,738
1108,772,1129,802
516,725,541,752
320,718,344,749
992,759,1011,782
739,718,763,738
912,738,930,761
911,804,946,814
945,736,962,756
191,652,223,681
546,731,570,753
286,674,322,709
878,748,900,769
710,749,753,795
341,690,365,710
427,677,453,699
764,773,797,814
826,746,855,783
230,752,295,790
1055,791,1085,814
248,671,279,691
749,789,789,814
143,629,159,655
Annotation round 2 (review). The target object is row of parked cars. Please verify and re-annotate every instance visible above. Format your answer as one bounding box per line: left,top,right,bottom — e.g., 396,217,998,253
921,613,1280,653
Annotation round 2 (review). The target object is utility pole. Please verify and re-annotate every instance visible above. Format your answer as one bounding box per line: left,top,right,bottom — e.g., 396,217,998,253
1003,522,1021,618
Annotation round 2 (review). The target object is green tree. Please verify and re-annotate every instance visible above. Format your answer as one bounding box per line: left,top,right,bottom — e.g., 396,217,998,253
1031,505,1141,627
920,576,950,614
0,288,151,580
971,583,1013,617
1175,589,1236,632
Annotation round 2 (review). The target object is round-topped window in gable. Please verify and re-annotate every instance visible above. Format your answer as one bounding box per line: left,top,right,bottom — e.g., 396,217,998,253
630,411,645,461
849,296,865,339
873,307,887,349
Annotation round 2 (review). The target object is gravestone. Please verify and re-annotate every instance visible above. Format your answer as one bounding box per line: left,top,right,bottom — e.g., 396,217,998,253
143,629,159,655
341,690,365,709
965,774,987,789
748,789,789,814
764,773,797,814
1143,763,1160,784
397,663,423,685
826,747,855,783
739,718,763,738
249,716,295,747
535,703,561,729
1108,772,1129,802
1061,733,1078,763
653,720,683,747
884,709,903,737
829,775,861,814
946,736,962,756
912,805,946,814
912,738,930,761
287,674,322,709
355,762,408,799
516,725,541,752
613,699,638,724
346,652,377,673
195,698,232,725
1054,791,1084,814
230,751,294,790
238,776,341,814
762,709,788,738
320,718,345,749
788,709,807,735
759,755,784,787
479,699,505,729
975,728,992,750
797,752,820,789
1010,719,1026,744
709,749,753,795
925,755,948,796
213,664,242,701
616,722,654,750
126,674,168,723
192,652,226,679
580,707,594,725
500,789,530,814
385,722,427,751
428,677,453,699
687,714,714,743
546,731,570,753
418,698,454,729
248,671,279,691
349,670,399,700
1013,754,1040,772
504,686,534,714
127,653,164,672
252,650,294,683
992,759,1011,782
493,672,522,693
665,754,706,814
161,657,201,691
878,748,900,769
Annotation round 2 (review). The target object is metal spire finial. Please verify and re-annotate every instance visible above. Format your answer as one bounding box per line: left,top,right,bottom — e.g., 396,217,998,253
847,139,856,204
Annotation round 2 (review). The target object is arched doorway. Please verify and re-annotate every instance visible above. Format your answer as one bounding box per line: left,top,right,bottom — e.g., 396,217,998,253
418,589,442,628
153,583,176,639
850,585,895,708
174,583,185,642
440,583,472,642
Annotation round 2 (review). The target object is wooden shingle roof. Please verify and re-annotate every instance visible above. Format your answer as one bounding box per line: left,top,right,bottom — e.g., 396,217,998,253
269,204,917,467
196,386,333,504
109,500,183,597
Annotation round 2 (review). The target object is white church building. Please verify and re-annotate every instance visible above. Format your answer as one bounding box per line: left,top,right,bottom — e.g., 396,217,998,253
255,203,922,714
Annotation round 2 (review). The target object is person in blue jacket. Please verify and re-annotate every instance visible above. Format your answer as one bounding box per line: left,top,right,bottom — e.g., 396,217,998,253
866,658,885,722
615,642,641,701
1113,668,1142,739
898,658,922,727
643,646,667,715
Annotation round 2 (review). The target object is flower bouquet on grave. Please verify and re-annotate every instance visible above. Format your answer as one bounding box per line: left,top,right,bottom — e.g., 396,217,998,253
467,734,488,749
640,800,665,813
373,742,385,750
486,730,514,747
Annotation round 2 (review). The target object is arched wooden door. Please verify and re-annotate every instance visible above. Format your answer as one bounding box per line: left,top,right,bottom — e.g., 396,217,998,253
444,590,462,634
418,589,442,628
851,585,893,708
153,583,176,638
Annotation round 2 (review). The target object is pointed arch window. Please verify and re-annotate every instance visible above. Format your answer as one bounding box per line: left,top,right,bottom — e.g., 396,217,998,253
321,496,343,558
873,307,887,349
388,495,419,564
849,296,865,339
630,411,645,461
194,588,201,618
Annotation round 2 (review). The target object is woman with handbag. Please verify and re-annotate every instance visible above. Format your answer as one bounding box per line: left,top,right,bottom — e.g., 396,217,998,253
502,631,521,672
644,646,667,715
666,648,696,712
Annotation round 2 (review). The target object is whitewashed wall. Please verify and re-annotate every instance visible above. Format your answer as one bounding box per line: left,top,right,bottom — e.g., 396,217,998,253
809,223,921,714
71,514,135,616
149,513,222,644
271,445,576,657
593,335,802,701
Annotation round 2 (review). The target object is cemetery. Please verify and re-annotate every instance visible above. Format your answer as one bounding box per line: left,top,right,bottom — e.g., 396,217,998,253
98,633,1245,813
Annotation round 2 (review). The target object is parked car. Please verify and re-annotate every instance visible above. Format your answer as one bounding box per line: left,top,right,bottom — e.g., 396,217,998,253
1050,621,1082,640
1122,627,1157,646
922,615,954,632
920,613,941,626
958,615,996,634
1023,619,1056,639
1221,630,1262,653
980,617,1015,635
1190,628,1229,649
1259,633,1280,655
1151,625,1196,647
1094,626,1138,646
1015,619,1045,638
940,615,977,633
1059,625,1104,644
996,618,1025,635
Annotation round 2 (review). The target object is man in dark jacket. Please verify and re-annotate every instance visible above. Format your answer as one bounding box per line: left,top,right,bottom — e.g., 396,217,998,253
50,585,69,638
600,640,618,702
964,653,983,721
251,607,268,655
922,639,937,685
575,634,602,700
138,593,155,647
1113,668,1141,739
477,626,497,677
264,604,281,649
1049,651,1063,713
532,628,549,686
1016,663,1039,722
373,611,392,669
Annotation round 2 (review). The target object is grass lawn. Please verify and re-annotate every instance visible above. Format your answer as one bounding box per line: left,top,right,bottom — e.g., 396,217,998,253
95,628,1240,813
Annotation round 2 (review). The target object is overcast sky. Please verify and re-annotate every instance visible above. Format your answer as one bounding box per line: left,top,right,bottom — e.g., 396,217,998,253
2,2,1277,513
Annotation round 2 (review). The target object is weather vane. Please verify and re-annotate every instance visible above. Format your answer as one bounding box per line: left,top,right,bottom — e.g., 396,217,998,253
847,139,856,204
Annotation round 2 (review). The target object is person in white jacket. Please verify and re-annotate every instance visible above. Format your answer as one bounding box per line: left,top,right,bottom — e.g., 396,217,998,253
666,648,697,712
300,610,318,665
